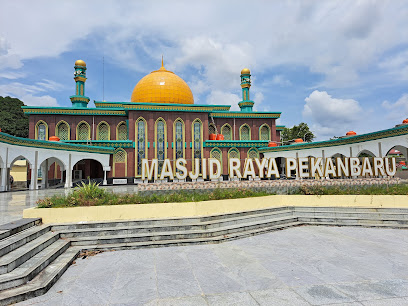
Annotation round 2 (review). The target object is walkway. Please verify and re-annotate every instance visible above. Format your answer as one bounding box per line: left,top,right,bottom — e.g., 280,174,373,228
0,186,139,225
16,226,408,306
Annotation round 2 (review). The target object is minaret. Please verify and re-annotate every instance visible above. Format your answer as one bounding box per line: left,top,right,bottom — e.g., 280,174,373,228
70,60,90,108
238,68,254,112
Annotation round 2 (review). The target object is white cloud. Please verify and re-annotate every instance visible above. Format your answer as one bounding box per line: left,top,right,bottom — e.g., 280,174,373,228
20,94,58,107
382,94,408,120
0,81,60,106
270,75,292,87
303,90,363,138
379,49,408,81
206,90,240,111
1,0,406,91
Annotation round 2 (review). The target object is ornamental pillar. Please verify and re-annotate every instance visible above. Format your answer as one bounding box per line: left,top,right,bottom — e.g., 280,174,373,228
29,151,39,190
65,154,72,189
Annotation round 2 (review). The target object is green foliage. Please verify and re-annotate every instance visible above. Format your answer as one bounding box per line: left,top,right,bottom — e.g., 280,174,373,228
281,122,315,143
0,96,29,137
36,184,273,208
296,184,408,195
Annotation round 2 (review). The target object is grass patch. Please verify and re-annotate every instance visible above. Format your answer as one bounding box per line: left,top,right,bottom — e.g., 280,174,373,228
36,181,273,208
296,184,408,195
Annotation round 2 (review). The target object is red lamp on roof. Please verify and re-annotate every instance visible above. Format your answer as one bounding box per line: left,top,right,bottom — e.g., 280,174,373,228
346,131,357,136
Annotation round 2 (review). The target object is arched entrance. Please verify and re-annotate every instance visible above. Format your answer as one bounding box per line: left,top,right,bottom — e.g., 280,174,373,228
39,157,66,189
72,159,104,185
386,145,408,178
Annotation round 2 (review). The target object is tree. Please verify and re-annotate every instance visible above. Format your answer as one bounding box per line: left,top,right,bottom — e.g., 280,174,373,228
0,96,29,138
281,122,315,143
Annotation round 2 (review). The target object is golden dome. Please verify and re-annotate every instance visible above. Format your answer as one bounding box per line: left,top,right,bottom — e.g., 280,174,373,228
241,68,250,75
75,59,86,67
131,64,194,104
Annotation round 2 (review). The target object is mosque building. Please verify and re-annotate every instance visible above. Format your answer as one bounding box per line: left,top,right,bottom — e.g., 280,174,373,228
22,60,283,183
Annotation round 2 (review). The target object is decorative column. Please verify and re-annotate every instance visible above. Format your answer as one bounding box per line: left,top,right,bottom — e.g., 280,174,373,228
102,166,111,185
65,154,72,189
70,60,90,108
238,68,254,112
29,151,39,190
0,166,8,191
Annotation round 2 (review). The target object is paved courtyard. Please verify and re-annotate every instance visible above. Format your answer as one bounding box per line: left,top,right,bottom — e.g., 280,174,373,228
16,226,408,306
0,186,139,225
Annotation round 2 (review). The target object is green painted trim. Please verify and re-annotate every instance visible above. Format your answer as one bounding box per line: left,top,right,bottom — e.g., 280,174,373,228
259,124,408,153
276,125,285,130
94,101,231,112
62,140,134,148
210,111,281,119
204,140,270,148
22,106,127,116
0,132,114,154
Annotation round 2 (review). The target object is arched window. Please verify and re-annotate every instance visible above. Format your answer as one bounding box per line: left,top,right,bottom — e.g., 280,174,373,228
240,124,251,140
192,119,203,161
209,123,216,135
76,121,90,140
113,148,127,177
247,147,259,159
135,118,147,176
56,121,69,141
97,121,110,140
221,124,232,140
259,124,270,141
210,147,223,169
155,118,167,174
117,121,128,140
228,147,240,173
35,121,48,140
174,119,185,162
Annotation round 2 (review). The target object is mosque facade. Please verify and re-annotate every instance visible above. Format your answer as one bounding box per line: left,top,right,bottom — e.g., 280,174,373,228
22,60,283,183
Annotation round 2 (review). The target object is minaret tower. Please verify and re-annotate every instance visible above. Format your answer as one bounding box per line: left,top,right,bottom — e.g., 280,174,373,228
70,60,90,108
238,68,254,112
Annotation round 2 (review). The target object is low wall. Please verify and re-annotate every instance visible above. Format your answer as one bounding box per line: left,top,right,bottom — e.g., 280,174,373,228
23,195,408,224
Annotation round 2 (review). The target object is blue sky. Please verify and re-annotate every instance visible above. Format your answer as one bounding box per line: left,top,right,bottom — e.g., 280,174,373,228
0,0,407,140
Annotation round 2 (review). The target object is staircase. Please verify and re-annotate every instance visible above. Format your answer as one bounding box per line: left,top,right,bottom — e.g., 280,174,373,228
0,206,407,305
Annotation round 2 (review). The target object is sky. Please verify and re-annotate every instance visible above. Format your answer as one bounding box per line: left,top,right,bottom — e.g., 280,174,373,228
0,0,407,140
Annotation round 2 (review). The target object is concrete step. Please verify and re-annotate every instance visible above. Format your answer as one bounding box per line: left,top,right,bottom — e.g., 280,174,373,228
0,225,50,257
50,206,292,231
0,232,59,275
79,221,302,252
0,240,70,291
69,216,299,246
304,221,408,229
298,216,408,226
58,210,295,238
295,211,408,220
0,219,42,241
293,207,408,213
0,247,80,306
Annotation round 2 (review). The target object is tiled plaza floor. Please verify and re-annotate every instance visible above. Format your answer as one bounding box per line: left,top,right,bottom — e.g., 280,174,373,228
17,226,408,306
0,186,139,225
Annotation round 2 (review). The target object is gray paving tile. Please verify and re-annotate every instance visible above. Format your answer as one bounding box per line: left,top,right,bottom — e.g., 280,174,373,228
250,288,310,305
146,295,208,306
334,281,401,301
260,259,326,287
205,291,259,306
292,284,357,305
361,297,408,306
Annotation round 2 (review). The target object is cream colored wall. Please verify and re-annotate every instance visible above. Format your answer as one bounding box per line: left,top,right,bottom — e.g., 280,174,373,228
23,195,408,224
10,160,27,182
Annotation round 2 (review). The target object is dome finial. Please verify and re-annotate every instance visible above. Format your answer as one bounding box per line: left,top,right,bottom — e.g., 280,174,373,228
161,55,164,68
